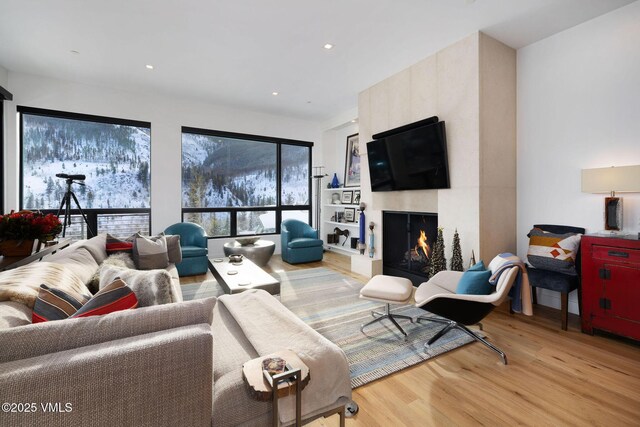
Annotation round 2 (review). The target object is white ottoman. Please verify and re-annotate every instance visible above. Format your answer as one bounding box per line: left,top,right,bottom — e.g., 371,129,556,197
359,275,415,339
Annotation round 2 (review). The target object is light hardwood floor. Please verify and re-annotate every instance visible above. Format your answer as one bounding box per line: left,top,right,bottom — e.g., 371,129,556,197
184,252,640,426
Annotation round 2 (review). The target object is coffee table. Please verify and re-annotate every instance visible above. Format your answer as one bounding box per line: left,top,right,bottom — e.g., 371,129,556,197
223,240,275,266
208,256,280,295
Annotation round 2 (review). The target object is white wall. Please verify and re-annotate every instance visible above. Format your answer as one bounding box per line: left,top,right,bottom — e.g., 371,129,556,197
0,65,8,87
517,1,640,313
2,71,323,255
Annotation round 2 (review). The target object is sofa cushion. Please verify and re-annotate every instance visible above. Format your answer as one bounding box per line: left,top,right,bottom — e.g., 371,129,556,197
133,233,170,270
99,265,173,307
71,278,138,318
0,262,90,309
182,246,208,257
0,296,216,363
287,238,323,249
48,234,108,266
527,228,582,275
164,234,182,264
32,284,91,323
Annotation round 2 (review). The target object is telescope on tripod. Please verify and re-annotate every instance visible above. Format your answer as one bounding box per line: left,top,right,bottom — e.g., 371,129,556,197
55,173,94,237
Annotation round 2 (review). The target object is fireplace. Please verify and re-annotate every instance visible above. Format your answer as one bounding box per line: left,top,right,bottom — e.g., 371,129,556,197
383,211,438,286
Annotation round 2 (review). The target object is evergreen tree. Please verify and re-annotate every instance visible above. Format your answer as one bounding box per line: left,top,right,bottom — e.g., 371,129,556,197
428,227,447,278
450,229,464,271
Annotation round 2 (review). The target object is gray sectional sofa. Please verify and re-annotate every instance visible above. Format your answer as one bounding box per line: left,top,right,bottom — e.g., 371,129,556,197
0,234,352,426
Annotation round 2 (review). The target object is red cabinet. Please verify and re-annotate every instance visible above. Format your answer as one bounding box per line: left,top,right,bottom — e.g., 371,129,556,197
581,235,640,341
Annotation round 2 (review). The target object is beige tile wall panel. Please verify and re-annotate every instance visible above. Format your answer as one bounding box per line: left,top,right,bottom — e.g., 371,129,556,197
357,32,515,263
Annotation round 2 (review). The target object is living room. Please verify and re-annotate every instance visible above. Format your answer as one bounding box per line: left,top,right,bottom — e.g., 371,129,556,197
1,1,640,426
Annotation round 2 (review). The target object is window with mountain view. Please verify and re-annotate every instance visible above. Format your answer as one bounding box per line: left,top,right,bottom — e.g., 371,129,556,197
19,107,151,239
181,128,312,237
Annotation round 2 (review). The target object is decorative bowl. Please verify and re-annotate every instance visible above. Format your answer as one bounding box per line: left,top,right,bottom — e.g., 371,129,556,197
235,236,260,246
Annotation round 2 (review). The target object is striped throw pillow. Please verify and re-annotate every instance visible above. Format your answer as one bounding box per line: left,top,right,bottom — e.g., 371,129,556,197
106,233,135,254
71,278,138,318
32,284,92,323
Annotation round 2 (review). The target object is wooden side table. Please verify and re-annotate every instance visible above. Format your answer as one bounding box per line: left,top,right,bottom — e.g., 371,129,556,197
242,350,310,427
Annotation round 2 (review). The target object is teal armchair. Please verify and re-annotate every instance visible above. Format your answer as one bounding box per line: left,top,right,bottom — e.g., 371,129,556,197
164,222,208,276
281,219,323,264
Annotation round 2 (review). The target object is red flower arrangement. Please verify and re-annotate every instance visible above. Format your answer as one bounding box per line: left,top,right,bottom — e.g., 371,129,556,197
0,210,63,242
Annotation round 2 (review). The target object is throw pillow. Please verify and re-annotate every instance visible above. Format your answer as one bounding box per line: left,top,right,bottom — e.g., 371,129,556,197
132,233,170,270
468,260,486,271
456,268,493,295
163,234,182,264
99,265,173,307
527,228,582,275
32,284,91,323
71,278,138,318
106,233,136,254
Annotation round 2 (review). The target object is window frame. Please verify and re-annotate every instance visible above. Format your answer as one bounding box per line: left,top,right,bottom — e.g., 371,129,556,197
181,126,313,238
17,106,152,238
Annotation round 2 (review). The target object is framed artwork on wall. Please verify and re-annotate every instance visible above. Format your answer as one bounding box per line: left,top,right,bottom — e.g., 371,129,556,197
344,133,360,187
353,190,361,205
341,191,353,204
344,208,356,222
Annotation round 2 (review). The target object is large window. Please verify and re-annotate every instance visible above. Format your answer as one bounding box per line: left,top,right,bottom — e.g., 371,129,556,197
181,127,312,237
19,107,151,239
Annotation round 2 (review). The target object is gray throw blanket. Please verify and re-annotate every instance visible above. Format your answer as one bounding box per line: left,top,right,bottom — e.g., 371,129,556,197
218,290,352,424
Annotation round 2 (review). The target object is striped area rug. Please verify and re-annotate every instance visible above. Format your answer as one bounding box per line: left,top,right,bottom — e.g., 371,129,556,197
182,267,475,388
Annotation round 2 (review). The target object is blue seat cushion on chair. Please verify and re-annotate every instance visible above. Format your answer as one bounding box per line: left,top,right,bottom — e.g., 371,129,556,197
288,238,323,249
528,267,579,293
181,246,208,257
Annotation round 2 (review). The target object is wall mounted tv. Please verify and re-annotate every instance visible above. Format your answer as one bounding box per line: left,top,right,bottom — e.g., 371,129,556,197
367,118,450,192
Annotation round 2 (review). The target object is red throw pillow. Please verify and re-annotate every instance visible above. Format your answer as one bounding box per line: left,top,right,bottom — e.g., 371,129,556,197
71,278,138,318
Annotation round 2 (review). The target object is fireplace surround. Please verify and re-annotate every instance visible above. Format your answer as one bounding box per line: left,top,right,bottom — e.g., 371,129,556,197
382,211,438,286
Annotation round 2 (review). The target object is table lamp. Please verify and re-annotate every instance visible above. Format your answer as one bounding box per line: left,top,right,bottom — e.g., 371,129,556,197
581,165,640,231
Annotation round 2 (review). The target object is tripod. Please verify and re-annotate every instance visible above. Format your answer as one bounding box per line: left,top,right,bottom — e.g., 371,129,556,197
56,176,93,237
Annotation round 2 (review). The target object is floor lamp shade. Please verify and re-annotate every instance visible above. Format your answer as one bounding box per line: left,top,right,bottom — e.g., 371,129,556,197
581,165,640,231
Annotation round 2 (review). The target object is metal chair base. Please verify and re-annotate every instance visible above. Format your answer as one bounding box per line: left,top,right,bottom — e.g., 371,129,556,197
417,315,507,364
361,303,414,339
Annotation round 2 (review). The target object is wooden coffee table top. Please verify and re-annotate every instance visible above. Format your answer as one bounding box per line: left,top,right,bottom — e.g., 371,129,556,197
208,256,280,295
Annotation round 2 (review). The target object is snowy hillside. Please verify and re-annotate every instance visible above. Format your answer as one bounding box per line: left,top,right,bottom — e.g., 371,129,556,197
22,115,150,210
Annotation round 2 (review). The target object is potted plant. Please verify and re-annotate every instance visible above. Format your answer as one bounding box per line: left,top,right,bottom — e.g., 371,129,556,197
0,210,63,256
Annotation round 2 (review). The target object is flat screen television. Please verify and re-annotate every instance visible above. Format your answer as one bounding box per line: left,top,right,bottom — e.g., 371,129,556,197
367,121,449,192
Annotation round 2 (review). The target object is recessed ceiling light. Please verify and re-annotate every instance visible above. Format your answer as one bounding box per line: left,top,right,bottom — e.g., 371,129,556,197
70,50,80,55
323,43,334,50
272,91,279,96
145,64,154,70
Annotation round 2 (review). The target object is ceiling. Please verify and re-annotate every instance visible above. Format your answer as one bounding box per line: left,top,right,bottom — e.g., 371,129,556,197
0,0,635,122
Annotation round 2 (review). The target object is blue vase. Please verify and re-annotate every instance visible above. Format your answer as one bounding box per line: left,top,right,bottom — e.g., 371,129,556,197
331,173,339,188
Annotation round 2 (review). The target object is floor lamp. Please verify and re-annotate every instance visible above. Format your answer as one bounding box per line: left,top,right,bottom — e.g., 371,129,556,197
312,166,327,231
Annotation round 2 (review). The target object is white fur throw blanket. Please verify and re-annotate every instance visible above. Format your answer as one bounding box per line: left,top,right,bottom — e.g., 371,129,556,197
0,262,90,309
99,265,173,307
218,290,352,425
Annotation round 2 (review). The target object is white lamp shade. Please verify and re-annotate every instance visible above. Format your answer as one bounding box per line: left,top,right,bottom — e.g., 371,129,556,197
581,165,640,193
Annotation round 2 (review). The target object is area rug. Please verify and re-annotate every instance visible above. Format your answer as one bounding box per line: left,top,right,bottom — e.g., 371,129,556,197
182,267,476,388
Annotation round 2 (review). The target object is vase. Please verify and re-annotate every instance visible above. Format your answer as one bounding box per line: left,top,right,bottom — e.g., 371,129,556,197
0,239,36,257
331,173,339,188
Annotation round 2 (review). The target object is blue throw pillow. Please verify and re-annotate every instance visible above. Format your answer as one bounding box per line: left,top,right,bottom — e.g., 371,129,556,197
468,260,486,271
456,264,492,295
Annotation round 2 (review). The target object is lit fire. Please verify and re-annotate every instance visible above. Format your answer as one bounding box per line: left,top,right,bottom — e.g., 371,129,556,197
414,230,430,259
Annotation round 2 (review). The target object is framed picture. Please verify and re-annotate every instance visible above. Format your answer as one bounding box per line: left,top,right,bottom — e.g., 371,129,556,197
344,208,356,222
341,191,353,204
353,190,361,205
336,212,345,223
344,133,360,187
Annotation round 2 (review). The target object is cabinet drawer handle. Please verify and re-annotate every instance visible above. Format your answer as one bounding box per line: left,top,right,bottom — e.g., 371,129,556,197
607,250,629,258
